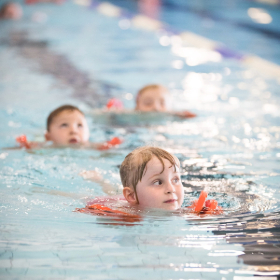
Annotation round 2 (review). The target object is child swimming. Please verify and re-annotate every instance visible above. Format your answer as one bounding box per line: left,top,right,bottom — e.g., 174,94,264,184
78,146,221,218
45,104,90,146
92,84,196,126
0,2,22,20
120,146,184,211
16,104,122,150
111,84,196,116
134,84,195,119
135,84,169,112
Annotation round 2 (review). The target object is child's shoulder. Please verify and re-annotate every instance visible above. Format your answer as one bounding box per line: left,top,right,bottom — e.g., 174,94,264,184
77,195,142,223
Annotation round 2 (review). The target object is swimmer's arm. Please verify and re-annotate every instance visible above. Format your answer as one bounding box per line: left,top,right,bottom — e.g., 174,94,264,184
25,141,47,149
169,111,197,118
89,108,133,116
3,141,47,150
85,142,112,150
31,187,86,200
15,135,48,149
80,170,119,195
86,137,123,150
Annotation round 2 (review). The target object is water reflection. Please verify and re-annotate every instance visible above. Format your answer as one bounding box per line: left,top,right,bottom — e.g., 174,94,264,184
1,0,280,278
215,211,280,270
248,8,273,24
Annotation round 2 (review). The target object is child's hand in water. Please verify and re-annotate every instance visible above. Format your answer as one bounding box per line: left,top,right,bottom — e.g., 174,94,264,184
80,169,117,195
16,135,42,149
79,170,103,182
174,111,197,119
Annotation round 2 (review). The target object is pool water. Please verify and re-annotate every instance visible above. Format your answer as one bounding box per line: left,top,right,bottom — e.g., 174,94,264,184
0,0,280,279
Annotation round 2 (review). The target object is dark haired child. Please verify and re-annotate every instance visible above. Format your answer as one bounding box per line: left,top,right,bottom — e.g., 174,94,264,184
0,2,22,20
16,104,122,150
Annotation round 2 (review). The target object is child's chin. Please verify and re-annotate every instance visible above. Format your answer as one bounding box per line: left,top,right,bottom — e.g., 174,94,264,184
163,203,179,211
68,140,80,145
53,142,80,147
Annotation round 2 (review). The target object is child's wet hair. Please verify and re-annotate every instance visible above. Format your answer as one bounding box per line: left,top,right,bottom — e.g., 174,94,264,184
0,2,13,17
120,146,179,203
136,84,167,103
46,105,84,131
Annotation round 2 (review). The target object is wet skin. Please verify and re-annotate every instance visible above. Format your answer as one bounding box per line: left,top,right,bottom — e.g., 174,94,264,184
136,88,167,112
134,157,184,211
45,110,89,146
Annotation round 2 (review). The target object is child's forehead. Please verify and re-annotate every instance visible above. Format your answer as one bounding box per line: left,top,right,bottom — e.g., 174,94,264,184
54,110,84,120
142,86,168,95
143,155,180,175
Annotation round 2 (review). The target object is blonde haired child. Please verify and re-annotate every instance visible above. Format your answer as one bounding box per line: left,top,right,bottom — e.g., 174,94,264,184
135,84,168,112
80,146,221,217
120,146,184,211
39,146,220,219
105,84,196,118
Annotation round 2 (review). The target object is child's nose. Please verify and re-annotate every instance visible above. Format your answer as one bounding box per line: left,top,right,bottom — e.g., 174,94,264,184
165,181,176,193
153,103,161,112
70,124,78,133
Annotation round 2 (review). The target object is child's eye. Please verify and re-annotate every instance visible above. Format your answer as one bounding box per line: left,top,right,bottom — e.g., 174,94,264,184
78,123,83,128
144,101,153,106
173,177,180,184
60,123,68,127
143,98,153,106
153,180,162,185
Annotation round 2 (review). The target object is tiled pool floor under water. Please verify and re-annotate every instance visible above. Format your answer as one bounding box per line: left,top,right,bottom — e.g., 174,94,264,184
0,0,280,279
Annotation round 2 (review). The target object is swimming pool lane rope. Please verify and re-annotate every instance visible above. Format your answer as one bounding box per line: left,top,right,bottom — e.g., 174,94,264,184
73,0,280,80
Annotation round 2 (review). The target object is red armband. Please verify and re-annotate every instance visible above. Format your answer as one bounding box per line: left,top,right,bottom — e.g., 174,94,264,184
97,137,123,150
188,191,223,214
194,190,208,212
76,203,142,223
205,199,218,210
106,98,123,110
204,199,223,214
179,111,197,118
16,135,31,149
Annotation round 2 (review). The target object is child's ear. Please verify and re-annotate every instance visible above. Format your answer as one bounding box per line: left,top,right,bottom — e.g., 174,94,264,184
123,187,138,205
44,131,51,141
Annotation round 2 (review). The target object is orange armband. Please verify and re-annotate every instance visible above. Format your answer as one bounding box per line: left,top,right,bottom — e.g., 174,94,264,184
188,190,208,213
97,137,123,150
16,135,31,149
76,203,141,223
176,111,197,119
188,191,223,214
106,98,123,110
204,199,223,214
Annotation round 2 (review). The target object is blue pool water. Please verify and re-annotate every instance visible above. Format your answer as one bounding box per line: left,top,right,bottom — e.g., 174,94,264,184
0,0,280,279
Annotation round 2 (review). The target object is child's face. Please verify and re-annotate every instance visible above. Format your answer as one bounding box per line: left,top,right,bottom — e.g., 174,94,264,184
136,87,167,112
2,3,22,20
135,156,184,211
45,110,90,146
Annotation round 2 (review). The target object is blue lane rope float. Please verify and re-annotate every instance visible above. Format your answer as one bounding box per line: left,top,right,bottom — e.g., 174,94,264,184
73,0,280,80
